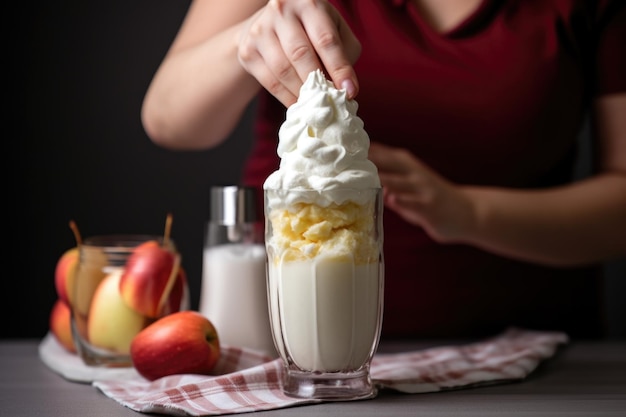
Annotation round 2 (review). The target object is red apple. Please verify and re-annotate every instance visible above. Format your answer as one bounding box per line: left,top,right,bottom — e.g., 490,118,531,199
159,267,190,316
54,247,79,307
119,240,180,318
130,311,220,381
49,299,77,353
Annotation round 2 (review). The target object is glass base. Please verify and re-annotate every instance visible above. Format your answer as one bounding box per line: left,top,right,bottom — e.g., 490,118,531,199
282,368,377,400
71,319,132,367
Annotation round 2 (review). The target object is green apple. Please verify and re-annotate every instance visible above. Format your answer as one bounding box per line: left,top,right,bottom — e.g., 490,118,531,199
87,270,148,354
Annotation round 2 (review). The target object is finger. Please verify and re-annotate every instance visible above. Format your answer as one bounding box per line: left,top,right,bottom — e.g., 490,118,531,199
331,13,361,98
259,28,308,100
378,173,418,194
254,2,322,96
239,6,300,106
300,3,360,98
383,192,428,228
369,143,414,174
273,11,324,92
238,39,298,106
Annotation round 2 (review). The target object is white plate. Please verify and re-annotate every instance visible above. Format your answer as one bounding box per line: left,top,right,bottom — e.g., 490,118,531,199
38,333,141,383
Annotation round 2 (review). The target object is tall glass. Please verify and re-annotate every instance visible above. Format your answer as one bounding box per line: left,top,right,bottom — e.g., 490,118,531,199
264,188,384,400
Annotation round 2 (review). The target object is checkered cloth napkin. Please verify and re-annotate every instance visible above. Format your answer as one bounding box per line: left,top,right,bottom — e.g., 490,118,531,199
90,327,568,416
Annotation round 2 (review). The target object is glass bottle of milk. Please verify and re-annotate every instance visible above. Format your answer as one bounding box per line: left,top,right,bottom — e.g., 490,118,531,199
199,185,276,357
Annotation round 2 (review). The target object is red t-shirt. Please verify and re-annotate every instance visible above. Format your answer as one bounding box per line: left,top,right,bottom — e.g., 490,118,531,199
243,0,626,339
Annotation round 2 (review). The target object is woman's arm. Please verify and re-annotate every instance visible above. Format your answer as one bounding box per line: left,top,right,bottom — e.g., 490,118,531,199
141,0,361,151
141,0,266,150
370,94,626,267
464,94,626,266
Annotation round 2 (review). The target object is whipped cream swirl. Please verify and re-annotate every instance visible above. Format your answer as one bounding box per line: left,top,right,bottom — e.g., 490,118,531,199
263,69,380,206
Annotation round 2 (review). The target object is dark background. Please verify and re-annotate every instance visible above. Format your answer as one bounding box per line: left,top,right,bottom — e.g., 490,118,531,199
7,1,625,340
9,0,255,338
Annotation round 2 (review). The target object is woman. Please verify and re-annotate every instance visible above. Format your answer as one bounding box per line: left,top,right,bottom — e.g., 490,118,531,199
141,0,626,338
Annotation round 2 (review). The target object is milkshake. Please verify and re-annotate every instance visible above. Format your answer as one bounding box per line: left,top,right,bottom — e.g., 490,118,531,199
264,69,383,400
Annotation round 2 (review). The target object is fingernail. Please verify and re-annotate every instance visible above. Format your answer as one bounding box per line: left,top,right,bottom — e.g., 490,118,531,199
341,79,357,99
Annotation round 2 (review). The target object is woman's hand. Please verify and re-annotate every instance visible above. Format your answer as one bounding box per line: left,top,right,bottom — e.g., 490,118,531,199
368,142,476,243
238,0,361,107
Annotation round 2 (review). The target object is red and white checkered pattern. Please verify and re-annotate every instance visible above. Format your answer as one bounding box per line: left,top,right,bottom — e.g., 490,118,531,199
90,328,567,416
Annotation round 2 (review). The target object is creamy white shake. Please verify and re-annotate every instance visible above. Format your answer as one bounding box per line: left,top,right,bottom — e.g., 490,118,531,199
264,69,383,385
268,259,381,372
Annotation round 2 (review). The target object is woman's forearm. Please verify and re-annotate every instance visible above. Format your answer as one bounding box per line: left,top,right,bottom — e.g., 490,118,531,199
462,173,626,267
141,23,261,150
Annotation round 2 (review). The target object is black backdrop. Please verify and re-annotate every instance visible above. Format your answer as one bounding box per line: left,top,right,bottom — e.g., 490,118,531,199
9,0,258,338
7,1,625,339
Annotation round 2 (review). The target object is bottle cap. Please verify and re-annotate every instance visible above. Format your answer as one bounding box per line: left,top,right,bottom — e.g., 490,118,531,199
209,186,258,225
